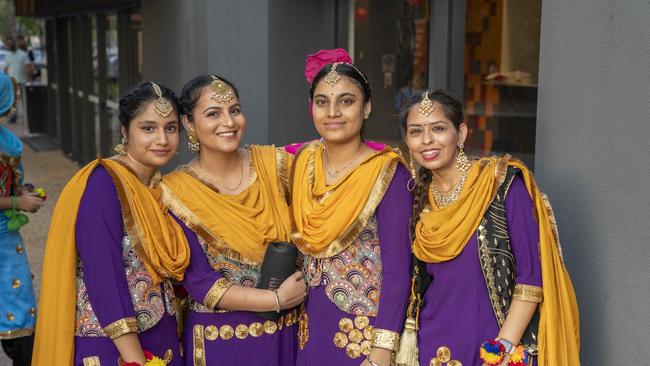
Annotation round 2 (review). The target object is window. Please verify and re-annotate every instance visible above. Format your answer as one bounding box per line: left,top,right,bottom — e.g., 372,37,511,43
463,0,541,167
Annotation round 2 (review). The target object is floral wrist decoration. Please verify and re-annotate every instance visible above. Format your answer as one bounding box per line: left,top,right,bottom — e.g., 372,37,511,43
507,345,530,366
479,339,505,365
119,350,167,366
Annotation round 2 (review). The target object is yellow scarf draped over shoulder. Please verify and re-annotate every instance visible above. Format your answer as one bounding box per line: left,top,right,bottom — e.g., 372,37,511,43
161,145,293,264
32,159,190,366
291,141,400,258
413,155,580,366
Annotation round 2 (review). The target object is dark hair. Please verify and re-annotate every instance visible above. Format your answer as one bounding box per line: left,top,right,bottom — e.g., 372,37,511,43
179,74,240,121
118,81,180,129
400,89,465,238
309,63,372,103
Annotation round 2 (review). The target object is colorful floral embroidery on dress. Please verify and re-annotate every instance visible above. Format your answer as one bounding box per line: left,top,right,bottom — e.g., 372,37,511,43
304,217,382,316
75,235,176,336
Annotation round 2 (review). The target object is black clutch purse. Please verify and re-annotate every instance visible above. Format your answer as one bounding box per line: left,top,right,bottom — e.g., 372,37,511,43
256,241,299,320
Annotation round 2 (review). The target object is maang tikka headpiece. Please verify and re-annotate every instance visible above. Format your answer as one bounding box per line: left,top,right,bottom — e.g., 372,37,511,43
210,75,234,104
324,62,342,87
418,90,435,116
322,62,369,88
151,82,173,117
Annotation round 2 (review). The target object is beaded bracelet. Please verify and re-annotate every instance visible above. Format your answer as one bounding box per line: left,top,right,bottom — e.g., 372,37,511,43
479,339,506,365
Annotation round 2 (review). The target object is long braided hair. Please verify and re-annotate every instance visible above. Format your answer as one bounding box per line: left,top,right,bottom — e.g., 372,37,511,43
398,89,465,309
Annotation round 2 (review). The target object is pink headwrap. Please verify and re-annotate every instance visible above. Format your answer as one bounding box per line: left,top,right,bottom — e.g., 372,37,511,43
305,48,353,115
304,48,353,84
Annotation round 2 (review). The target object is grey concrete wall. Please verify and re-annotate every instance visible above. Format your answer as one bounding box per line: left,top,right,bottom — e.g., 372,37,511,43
535,1,650,364
142,1,341,156
268,0,339,145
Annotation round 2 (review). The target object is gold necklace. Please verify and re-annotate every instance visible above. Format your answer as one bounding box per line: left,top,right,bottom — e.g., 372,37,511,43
322,147,364,178
430,170,468,208
198,151,245,192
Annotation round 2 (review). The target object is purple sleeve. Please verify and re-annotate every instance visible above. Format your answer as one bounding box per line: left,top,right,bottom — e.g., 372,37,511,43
170,213,224,303
75,166,135,328
374,164,413,332
505,176,543,287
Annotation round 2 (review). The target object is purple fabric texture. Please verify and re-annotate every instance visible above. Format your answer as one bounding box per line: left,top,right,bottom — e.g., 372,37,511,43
73,166,182,366
296,165,412,366
174,213,297,366
417,176,542,366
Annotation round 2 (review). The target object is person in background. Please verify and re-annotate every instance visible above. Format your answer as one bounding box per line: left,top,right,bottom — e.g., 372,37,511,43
2,37,31,124
0,72,43,366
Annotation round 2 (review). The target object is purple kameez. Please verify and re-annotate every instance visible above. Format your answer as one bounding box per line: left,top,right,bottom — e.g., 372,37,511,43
417,177,542,366
296,165,412,366
174,217,297,366
74,167,182,366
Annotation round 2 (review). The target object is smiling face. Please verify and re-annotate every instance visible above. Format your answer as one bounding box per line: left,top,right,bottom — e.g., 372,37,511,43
183,85,245,154
404,102,468,172
124,101,180,168
311,76,371,145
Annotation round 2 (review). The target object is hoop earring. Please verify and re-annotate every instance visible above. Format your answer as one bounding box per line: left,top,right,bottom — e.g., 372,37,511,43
187,131,200,153
114,136,127,155
407,155,416,192
455,143,471,174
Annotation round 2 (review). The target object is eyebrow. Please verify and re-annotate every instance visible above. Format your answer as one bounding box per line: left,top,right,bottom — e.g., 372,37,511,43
407,120,447,127
202,103,241,114
202,106,223,113
314,92,358,99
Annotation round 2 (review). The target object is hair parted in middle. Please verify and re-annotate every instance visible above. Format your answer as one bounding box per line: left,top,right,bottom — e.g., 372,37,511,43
118,81,180,129
398,88,465,239
309,63,372,103
179,74,240,121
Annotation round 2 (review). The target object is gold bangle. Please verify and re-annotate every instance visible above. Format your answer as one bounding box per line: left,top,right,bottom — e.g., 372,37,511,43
103,317,138,340
272,289,282,313
371,328,399,352
204,278,234,309
366,355,381,366
513,284,543,303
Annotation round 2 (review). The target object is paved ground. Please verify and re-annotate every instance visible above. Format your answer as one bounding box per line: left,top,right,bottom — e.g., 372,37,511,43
0,120,80,365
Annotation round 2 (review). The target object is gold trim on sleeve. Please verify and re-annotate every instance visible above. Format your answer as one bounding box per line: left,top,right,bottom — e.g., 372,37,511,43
204,278,234,309
371,328,400,352
513,284,544,303
103,317,138,340
82,356,101,366
0,327,33,340
193,325,206,366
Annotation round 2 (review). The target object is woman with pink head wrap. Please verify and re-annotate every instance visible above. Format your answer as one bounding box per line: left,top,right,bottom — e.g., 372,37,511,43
288,49,412,366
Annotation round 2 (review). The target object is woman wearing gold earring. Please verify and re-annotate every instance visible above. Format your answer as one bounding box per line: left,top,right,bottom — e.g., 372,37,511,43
290,49,412,366
160,74,307,366
398,89,580,366
32,82,189,366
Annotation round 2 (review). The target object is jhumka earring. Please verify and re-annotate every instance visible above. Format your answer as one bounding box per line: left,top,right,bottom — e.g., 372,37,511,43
324,62,342,87
187,131,200,153
407,155,417,192
455,143,471,173
210,75,234,104
114,136,128,155
151,82,173,117
418,90,435,116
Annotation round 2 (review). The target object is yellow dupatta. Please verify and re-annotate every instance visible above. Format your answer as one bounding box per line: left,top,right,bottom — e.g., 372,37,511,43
32,159,190,366
413,155,580,366
161,145,292,264
291,141,401,258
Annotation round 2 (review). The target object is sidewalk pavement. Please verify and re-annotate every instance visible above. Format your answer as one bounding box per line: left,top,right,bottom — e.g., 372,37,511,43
0,120,80,365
